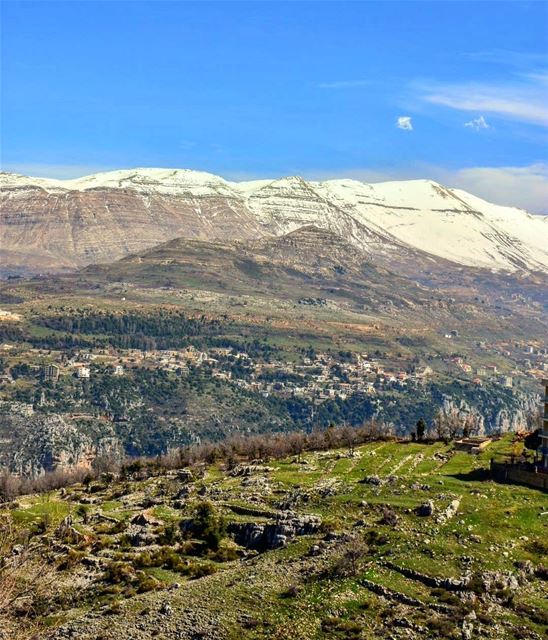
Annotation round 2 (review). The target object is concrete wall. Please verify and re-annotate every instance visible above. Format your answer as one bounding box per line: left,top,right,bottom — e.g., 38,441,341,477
491,461,548,491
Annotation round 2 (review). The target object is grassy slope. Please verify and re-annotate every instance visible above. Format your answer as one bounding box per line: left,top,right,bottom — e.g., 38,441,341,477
4,435,547,640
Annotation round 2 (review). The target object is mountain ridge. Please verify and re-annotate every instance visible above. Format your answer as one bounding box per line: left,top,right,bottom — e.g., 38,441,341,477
80,224,424,313
1,168,547,276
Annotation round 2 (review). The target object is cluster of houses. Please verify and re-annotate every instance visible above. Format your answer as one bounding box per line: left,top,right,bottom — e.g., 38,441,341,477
450,357,513,387
0,346,436,405
1,336,546,407
440,337,548,390
41,356,118,382
75,347,434,402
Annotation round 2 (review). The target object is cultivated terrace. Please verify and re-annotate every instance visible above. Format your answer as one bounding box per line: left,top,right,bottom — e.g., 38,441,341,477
1,433,546,640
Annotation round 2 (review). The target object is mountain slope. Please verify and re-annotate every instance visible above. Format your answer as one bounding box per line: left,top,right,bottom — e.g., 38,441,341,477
82,225,427,312
0,170,265,275
1,168,547,276
3,435,547,640
313,179,548,273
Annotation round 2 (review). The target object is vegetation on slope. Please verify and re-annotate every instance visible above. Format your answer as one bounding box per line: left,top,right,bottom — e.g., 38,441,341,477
1,434,546,640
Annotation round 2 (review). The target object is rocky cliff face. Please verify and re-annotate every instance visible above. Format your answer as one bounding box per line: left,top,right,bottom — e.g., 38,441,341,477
441,390,540,436
0,174,265,275
1,168,547,276
0,403,122,476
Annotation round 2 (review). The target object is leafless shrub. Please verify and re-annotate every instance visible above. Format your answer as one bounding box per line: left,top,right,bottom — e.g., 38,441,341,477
1,421,398,499
433,407,484,441
0,466,98,503
0,516,55,639
328,539,369,578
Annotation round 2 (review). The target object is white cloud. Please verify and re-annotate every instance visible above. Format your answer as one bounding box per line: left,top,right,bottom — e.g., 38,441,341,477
439,163,548,214
417,73,548,127
464,115,490,131
396,116,413,131
317,80,370,89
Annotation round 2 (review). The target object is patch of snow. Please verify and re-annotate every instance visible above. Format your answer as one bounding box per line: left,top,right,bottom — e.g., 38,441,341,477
1,168,547,273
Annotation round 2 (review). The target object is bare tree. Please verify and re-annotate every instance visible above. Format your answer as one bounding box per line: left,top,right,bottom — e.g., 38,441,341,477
359,418,386,441
433,407,463,441
287,432,306,463
462,413,482,438
340,424,358,457
329,538,369,577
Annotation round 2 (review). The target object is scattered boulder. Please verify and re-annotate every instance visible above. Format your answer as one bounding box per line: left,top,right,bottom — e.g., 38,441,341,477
55,515,88,544
411,483,430,491
172,485,193,503
360,475,382,486
124,525,158,547
229,511,322,551
477,571,520,595
130,511,161,527
176,469,194,483
416,500,435,517
380,507,399,526
436,497,461,523
55,515,74,537
229,464,274,477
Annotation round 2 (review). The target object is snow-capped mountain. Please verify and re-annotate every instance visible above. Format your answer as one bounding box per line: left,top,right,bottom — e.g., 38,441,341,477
1,168,547,276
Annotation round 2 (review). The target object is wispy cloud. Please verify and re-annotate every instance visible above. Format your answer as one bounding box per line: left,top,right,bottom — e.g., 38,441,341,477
396,116,413,131
462,49,548,69
464,115,490,131
440,163,548,214
317,79,370,89
417,72,548,127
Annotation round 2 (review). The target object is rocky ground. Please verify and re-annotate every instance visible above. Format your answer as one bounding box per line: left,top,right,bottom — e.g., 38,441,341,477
1,435,546,639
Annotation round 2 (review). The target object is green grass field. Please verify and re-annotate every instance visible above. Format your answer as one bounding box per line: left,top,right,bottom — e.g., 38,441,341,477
3,434,547,640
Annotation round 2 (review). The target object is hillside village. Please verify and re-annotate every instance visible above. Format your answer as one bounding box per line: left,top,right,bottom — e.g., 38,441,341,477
3,3,548,638
2,334,547,410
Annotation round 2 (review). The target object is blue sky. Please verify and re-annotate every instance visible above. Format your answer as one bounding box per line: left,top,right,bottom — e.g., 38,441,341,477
1,0,548,211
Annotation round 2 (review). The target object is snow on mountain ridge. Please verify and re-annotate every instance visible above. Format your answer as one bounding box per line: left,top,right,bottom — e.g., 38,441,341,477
0,169,240,198
1,168,547,273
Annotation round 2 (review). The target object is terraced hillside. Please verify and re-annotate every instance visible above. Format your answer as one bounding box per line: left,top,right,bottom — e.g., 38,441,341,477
1,435,546,639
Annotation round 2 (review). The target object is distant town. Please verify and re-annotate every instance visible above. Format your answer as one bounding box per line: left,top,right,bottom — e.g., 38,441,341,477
2,335,546,411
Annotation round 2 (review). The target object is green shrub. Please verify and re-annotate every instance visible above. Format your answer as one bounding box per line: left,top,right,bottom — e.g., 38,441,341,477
186,501,226,551
135,571,160,593
104,562,135,585
364,530,389,546
158,522,179,545
210,544,239,562
431,588,462,606
426,615,460,639
321,617,363,639
186,560,217,579
76,504,89,523
108,520,127,535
